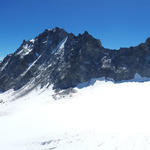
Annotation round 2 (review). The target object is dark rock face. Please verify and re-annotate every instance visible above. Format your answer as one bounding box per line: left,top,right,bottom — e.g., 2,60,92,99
0,27,150,92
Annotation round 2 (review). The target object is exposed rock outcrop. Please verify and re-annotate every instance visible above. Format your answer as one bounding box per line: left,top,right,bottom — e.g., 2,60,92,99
0,27,150,92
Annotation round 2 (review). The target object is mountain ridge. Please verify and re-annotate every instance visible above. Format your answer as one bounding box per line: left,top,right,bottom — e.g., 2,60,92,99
0,27,150,92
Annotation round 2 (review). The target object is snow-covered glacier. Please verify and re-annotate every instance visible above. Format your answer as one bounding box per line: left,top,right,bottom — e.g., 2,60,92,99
1,80,150,150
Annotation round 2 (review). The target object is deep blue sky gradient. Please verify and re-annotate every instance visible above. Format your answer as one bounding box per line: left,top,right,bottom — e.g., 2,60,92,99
0,0,150,59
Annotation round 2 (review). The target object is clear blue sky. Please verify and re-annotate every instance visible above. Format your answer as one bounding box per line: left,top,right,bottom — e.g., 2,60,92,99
0,0,150,59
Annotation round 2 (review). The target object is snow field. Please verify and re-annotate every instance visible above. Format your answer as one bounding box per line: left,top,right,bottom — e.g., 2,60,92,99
1,80,150,149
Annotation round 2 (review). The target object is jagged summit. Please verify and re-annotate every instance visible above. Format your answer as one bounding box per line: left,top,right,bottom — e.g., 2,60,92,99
0,27,150,92
145,37,150,48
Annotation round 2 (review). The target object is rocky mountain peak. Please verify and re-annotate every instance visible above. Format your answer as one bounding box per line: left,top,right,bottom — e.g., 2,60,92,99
145,37,150,48
82,31,90,36
1,27,150,92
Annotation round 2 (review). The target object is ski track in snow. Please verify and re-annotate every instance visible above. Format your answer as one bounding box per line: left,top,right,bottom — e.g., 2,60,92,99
1,80,150,149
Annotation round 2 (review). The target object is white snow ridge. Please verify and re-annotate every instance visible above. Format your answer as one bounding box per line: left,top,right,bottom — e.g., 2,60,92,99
1,80,150,150
16,43,34,58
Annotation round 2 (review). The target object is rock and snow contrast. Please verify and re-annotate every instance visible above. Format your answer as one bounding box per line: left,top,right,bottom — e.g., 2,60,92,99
1,27,150,149
1,27,150,92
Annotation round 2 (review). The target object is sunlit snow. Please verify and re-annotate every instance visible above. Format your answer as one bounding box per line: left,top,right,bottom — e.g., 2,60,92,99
51,37,68,55
1,80,150,150
16,43,34,58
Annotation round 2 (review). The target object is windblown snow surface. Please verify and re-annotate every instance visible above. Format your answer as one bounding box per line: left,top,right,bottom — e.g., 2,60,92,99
1,79,150,150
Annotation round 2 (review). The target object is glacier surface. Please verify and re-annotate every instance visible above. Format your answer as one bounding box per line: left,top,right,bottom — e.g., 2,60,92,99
1,80,150,150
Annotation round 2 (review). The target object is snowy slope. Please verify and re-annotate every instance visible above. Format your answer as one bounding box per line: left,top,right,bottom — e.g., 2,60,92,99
1,80,150,150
